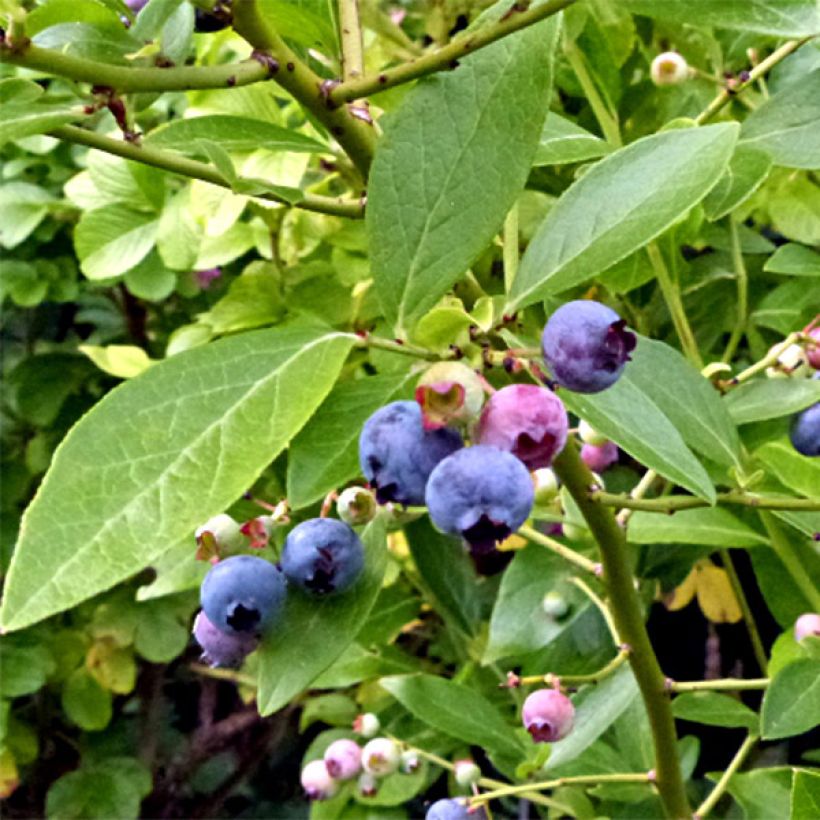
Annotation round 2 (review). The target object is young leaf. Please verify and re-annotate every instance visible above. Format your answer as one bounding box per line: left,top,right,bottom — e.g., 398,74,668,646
0,324,354,632
628,508,767,548
380,673,525,760
256,516,388,716
507,123,739,310
368,15,561,336
671,692,759,729
761,659,820,740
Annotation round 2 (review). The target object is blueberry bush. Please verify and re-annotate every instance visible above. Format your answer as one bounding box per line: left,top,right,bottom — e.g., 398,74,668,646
1,0,820,818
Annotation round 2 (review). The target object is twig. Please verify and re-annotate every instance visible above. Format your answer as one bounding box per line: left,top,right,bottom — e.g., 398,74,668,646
518,648,630,687
590,490,820,512
693,734,759,819
472,772,653,804
519,524,602,576
666,678,769,693
569,576,620,644
616,469,657,526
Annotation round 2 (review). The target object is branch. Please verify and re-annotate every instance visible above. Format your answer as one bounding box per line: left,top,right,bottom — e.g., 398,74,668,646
590,490,820,513
517,647,630,687
693,734,758,819
50,125,365,218
231,0,376,178
696,38,812,125
327,0,577,105
552,440,690,818
519,523,602,576
0,41,270,92
338,0,365,90
667,678,769,693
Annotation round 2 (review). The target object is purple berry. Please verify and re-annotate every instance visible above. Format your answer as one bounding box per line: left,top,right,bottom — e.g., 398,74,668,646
807,328,820,370
580,441,619,472
790,401,820,456
541,300,636,393
324,739,362,781
124,0,148,11
425,445,534,553
200,555,286,636
282,518,364,596
522,688,575,743
192,611,258,668
300,759,338,801
426,798,477,820
795,613,820,642
476,385,568,470
359,400,463,505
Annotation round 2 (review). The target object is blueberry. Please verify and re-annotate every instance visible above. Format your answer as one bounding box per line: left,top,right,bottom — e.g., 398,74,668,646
476,384,568,469
324,739,362,781
359,400,463,505
282,518,364,596
807,328,820,370
522,688,575,743
426,798,479,820
194,2,232,32
300,759,338,801
541,300,636,393
425,445,534,552
794,613,820,642
790,402,820,456
580,441,619,472
200,555,286,636
192,611,258,668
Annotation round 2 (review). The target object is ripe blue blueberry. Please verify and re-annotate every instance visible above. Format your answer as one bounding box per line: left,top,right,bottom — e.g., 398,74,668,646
359,400,463,505
541,300,636,393
200,555,286,636
476,384,568,469
426,798,483,820
790,401,820,457
282,518,364,596
425,445,534,553
192,611,258,668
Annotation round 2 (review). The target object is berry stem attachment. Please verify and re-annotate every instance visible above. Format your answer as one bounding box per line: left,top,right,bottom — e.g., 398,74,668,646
355,333,451,361
552,439,690,819
729,330,805,385
518,524,602,575
693,734,759,819
517,647,630,687
666,678,769,693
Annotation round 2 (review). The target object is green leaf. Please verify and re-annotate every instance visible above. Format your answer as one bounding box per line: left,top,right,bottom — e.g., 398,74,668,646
0,101,81,149
287,371,416,509
703,145,772,221
533,112,613,167
134,601,189,663
755,441,820,498
33,22,140,65
123,251,177,302
623,0,820,35
740,69,820,169
0,183,60,250
628,508,767,548
299,694,358,731
769,175,820,244
368,16,560,335
561,379,715,502
380,673,525,760
0,641,55,697
26,0,124,35
484,545,590,663
255,0,337,52
792,768,820,819
764,243,820,277
671,691,759,729
74,206,159,280
61,669,113,731
725,379,820,424
545,665,639,771
131,0,182,41
78,344,154,380
507,124,739,309
145,115,327,155
761,659,820,740
257,517,388,716
749,546,820,629
718,767,793,820
403,517,480,637
624,336,741,468
0,324,354,632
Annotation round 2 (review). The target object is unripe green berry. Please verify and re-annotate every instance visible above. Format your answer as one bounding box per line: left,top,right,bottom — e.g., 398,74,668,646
362,738,400,776
415,362,484,429
542,590,570,619
454,759,481,787
578,420,608,446
533,468,559,506
337,486,377,526
651,52,689,86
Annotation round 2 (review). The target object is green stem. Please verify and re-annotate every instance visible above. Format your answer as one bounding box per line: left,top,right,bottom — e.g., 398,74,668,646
591,490,820,512
696,38,811,125
646,242,703,368
356,333,449,361
50,125,365,218
519,524,602,576
232,0,376,178
552,441,690,819
616,469,658,526
328,0,577,105
0,41,270,91
722,217,748,363
473,772,653,803
569,576,621,644
693,734,758,819
730,331,803,384
719,549,768,674
503,203,519,293
338,0,365,92
668,678,768,693
519,648,630,686
563,38,622,147
760,511,820,611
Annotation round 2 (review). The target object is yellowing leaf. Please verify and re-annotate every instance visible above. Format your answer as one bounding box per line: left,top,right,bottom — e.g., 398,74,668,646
666,566,698,611
86,641,137,694
0,749,19,799
497,533,528,552
79,344,154,379
696,564,742,624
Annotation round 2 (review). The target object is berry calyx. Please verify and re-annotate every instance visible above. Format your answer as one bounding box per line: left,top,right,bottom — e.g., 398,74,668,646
522,688,575,743
353,712,380,738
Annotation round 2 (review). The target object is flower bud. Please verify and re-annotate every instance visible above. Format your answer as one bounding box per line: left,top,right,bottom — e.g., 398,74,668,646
195,513,244,559
533,468,559,506
400,750,420,774
337,486,378,526
542,591,570,620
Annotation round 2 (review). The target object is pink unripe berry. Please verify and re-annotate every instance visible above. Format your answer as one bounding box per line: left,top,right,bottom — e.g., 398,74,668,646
580,441,619,473
476,384,569,470
324,739,362,781
794,613,820,642
361,738,400,776
522,688,575,743
300,759,339,801
806,328,820,370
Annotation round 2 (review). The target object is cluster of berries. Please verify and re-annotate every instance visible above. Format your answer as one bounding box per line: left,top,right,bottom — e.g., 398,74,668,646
193,516,365,667
360,300,634,572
